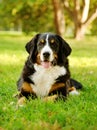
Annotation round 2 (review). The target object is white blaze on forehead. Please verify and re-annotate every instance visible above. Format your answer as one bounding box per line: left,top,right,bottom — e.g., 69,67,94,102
42,34,52,53
40,34,54,62
46,34,49,45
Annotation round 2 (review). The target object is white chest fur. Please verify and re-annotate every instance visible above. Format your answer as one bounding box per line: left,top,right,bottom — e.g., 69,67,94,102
29,64,67,97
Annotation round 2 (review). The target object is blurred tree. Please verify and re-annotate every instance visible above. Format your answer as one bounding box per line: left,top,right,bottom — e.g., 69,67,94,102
61,0,97,39
91,18,97,35
16,0,54,34
0,0,24,31
0,0,54,34
52,0,65,37
0,0,97,39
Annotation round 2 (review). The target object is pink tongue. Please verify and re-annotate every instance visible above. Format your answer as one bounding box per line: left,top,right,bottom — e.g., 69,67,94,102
41,62,51,69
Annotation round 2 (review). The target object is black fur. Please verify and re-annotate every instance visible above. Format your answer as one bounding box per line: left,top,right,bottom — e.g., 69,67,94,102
70,78,83,89
17,33,82,99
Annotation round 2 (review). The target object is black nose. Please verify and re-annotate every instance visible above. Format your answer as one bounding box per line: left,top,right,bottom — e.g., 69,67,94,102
43,52,50,58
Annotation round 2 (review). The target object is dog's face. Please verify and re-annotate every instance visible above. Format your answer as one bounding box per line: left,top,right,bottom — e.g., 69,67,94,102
37,34,60,68
26,33,72,68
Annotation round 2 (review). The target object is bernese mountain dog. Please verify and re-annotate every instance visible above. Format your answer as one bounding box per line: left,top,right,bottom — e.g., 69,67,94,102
17,33,82,104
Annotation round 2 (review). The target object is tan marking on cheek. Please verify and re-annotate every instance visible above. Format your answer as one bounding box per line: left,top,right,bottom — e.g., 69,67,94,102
36,53,41,65
21,82,35,93
49,83,65,93
54,53,58,59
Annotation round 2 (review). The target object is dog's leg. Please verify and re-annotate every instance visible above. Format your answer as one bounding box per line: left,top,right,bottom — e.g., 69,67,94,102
17,96,26,107
17,82,36,106
43,95,58,102
49,83,68,99
69,87,80,95
49,83,65,93
68,79,80,95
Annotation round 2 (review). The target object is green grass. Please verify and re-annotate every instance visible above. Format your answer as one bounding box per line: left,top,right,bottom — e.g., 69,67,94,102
0,34,97,130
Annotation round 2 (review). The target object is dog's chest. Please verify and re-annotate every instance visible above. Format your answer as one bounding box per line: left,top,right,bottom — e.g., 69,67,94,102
29,64,66,97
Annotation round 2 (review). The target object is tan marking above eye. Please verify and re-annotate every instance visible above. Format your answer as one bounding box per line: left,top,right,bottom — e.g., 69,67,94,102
50,39,55,43
40,39,45,43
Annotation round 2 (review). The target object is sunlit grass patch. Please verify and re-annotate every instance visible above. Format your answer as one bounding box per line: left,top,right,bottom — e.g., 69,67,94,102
70,57,97,67
0,53,27,65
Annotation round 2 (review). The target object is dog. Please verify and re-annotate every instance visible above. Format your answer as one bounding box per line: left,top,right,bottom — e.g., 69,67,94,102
17,33,82,104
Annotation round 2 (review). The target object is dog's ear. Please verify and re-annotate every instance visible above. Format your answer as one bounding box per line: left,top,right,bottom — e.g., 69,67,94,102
25,34,40,54
25,34,40,63
56,34,72,57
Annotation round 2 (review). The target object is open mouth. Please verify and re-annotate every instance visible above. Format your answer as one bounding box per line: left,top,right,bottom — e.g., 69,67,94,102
41,61,52,69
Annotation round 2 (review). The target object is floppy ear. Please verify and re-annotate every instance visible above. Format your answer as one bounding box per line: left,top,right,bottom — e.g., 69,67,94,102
56,35,72,57
25,34,40,62
25,34,40,54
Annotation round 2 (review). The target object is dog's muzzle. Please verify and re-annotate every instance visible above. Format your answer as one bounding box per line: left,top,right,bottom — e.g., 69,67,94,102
43,52,50,61
40,51,51,69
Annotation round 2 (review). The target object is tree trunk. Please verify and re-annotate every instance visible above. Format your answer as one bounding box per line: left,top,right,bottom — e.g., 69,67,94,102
73,0,89,40
62,0,97,40
52,0,65,37
74,23,87,40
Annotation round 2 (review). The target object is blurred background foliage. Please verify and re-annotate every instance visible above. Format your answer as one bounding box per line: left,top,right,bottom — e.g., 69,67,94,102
0,0,97,39
0,0,54,33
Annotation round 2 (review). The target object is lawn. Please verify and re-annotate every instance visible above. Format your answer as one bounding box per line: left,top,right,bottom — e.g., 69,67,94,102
0,34,97,130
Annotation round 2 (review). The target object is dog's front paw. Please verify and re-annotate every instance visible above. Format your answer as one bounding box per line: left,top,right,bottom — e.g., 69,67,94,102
43,94,58,102
17,97,26,108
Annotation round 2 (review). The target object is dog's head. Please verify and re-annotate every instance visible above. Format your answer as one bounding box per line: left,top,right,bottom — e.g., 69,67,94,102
26,33,72,68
